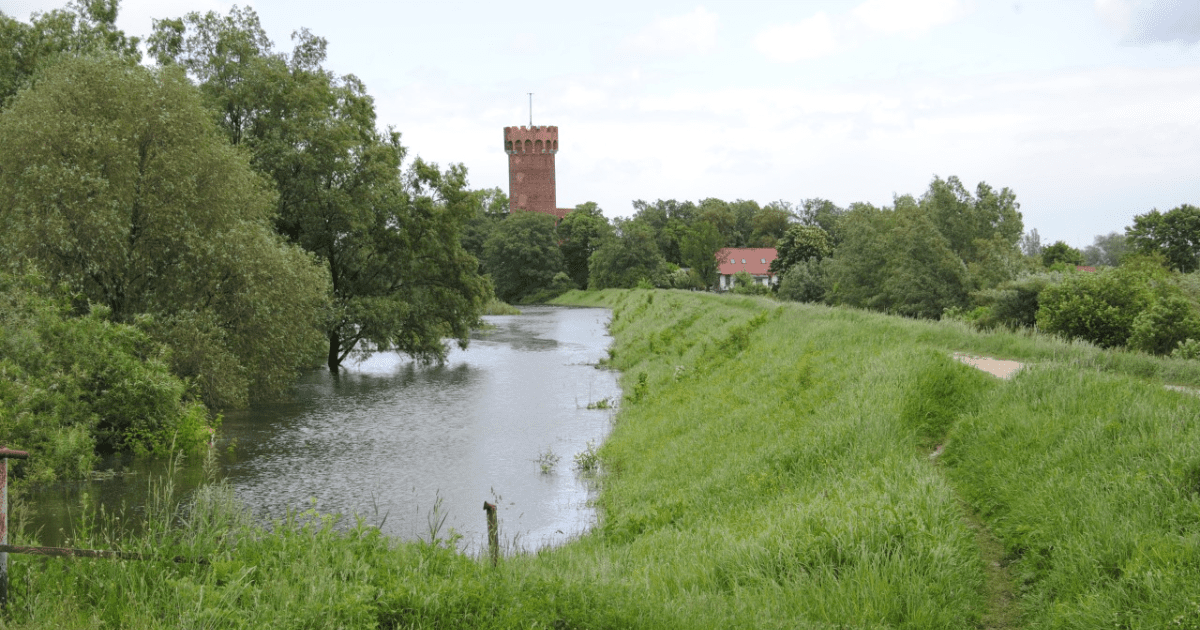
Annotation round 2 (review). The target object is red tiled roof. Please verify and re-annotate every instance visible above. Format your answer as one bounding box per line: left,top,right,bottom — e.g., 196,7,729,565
716,248,777,277
1076,265,1097,273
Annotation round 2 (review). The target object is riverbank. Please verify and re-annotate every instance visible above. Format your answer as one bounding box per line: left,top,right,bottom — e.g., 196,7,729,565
6,290,1200,628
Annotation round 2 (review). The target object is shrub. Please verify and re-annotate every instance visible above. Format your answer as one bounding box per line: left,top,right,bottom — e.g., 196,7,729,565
776,257,829,303
0,272,211,481
1128,288,1200,355
1036,267,1153,348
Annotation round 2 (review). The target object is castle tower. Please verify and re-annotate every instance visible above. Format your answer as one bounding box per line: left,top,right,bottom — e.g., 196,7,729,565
504,125,560,216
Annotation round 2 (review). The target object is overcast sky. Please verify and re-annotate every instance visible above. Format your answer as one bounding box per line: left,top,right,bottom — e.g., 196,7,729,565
6,0,1200,248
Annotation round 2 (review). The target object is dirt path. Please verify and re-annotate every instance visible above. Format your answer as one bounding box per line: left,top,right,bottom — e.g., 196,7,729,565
952,353,1024,380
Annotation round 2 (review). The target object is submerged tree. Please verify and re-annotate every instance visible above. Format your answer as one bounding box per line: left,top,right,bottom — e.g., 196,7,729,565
150,7,490,372
0,55,329,407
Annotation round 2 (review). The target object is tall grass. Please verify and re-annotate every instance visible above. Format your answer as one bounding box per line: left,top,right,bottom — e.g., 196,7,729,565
6,289,1199,628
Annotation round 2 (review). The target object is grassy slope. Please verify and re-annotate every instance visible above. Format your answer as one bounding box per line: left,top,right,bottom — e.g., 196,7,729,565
7,289,1200,628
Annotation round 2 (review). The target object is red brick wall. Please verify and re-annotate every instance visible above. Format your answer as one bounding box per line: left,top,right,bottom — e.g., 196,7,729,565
504,126,558,216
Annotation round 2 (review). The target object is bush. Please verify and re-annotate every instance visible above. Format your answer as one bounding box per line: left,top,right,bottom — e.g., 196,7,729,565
1128,288,1200,355
0,272,212,482
1036,267,1153,348
970,272,1062,330
776,257,829,303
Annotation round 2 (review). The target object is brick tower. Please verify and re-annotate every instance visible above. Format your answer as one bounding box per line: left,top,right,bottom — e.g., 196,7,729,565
504,125,567,218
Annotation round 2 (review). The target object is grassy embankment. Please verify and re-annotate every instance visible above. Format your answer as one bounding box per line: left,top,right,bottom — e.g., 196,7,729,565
4,289,1200,628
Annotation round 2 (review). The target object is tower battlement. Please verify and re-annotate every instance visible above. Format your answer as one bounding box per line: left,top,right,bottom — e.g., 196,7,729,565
504,126,559,155
504,125,559,215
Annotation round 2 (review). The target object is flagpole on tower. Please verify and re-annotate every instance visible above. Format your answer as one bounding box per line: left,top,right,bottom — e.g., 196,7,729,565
528,92,533,126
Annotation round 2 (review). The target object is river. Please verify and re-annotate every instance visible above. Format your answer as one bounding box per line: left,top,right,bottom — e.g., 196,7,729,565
21,306,620,553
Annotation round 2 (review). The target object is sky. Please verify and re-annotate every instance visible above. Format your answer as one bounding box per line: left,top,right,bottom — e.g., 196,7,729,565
5,0,1200,249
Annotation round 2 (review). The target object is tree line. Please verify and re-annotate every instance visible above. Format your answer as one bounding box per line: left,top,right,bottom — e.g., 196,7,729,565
0,1,489,478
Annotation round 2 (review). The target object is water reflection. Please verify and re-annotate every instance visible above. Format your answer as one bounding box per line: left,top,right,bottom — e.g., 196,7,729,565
24,306,619,553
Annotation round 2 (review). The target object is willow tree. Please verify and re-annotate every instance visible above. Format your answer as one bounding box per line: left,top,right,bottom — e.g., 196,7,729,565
150,8,490,372
0,55,329,407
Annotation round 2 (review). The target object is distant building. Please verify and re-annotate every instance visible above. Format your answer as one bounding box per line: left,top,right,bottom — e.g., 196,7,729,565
716,248,778,291
504,125,572,219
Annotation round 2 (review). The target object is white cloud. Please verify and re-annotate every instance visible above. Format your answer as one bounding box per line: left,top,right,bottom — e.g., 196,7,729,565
622,7,719,56
852,0,966,35
753,12,839,62
1096,0,1200,45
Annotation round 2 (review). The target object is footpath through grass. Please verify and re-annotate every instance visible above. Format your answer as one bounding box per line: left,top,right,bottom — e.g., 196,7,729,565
5,289,1200,628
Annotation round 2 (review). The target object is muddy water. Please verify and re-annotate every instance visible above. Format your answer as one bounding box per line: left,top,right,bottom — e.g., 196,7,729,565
23,306,619,553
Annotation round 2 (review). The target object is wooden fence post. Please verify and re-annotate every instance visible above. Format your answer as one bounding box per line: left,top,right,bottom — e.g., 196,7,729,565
0,447,30,613
483,501,498,567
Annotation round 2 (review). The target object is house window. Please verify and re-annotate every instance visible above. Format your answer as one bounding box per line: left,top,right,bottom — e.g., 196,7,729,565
741,259,746,264
761,258,766,264
730,258,735,264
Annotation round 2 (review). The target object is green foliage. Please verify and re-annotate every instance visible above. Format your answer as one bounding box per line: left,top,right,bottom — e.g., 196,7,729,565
483,210,566,303
1036,266,1153,348
969,271,1062,330
0,54,329,408
557,201,613,289
827,176,1023,319
0,272,210,482
1171,338,1200,360
797,198,847,247
588,221,668,289
1126,204,1200,272
730,270,772,295
1128,286,1200,355
151,7,489,373
776,257,829,302
679,221,723,288
769,224,832,275
1084,231,1128,267
749,201,794,247
460,187,509,272
0,0,141,107
1041,240,1085,267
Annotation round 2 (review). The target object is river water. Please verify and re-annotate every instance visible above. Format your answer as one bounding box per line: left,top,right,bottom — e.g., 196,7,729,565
22,306,620,553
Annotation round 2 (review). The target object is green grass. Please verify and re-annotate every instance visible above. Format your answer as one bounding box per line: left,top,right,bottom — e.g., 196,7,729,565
6,288,1200,628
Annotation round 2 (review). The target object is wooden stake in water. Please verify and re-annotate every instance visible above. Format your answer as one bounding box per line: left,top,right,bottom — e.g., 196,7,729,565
0,447,30,612
483,501,498,566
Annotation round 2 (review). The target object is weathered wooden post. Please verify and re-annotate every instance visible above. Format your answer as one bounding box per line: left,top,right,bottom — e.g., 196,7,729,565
1,447,30,613
483,501,498,567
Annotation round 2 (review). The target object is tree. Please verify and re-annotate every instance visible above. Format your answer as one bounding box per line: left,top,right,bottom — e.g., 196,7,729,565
151,8,490,372
698,198,737,246
589,221,668,289
679,222,724,289
1020,228,1043,258
483,211,566,303
630,199,698,265
1126,205,1200,272
1083,231,1128,267
750,201,794,247
0,0,141,107
777,258,829,303
798,198,846,247
769,224,832,276
461,187,509,271
557,201,613,289
0,55,330,408
1041,241,1085,268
